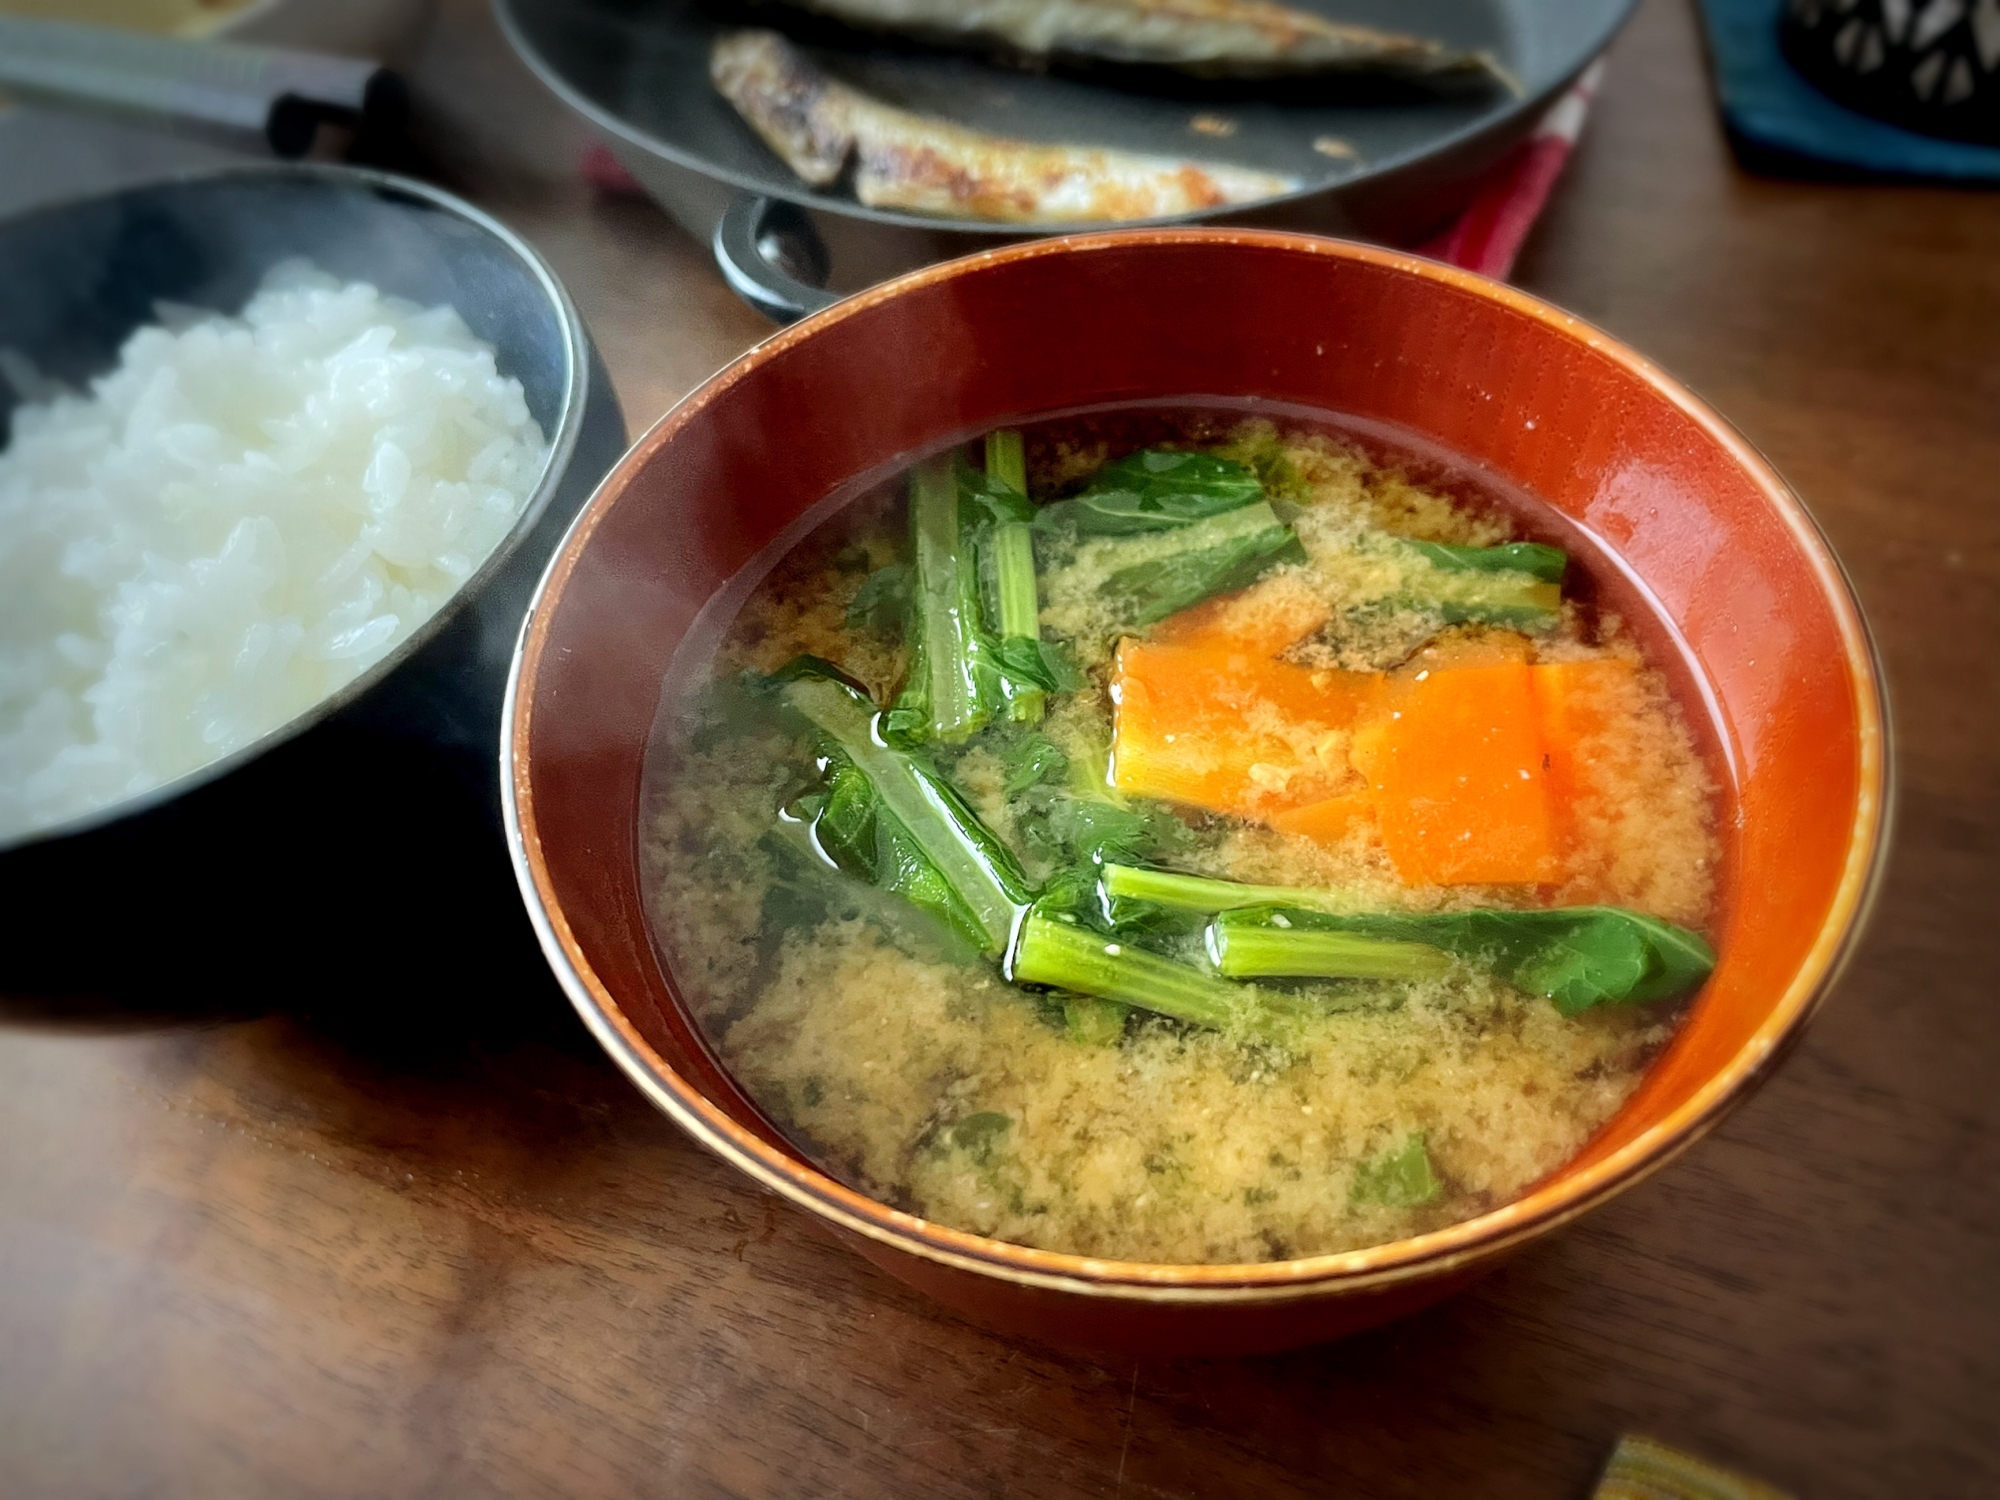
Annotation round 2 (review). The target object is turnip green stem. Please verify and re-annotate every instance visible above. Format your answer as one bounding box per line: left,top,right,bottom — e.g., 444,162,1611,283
1207,918,1453,981
909,454,987,741
1102,864,1359,915
982,431,1044,722
784,672,1030,955
1011,912,1305,1040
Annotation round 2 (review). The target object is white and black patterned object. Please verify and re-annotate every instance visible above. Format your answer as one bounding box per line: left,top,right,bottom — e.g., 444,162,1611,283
1782,0,2000,143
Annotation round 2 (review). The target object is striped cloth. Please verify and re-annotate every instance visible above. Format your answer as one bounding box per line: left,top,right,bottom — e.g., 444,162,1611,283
1418,59,1604,277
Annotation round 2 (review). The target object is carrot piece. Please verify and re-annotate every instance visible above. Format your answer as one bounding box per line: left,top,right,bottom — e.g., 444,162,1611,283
1147,574,1332,657
1269,790,1376,845
1110,639,1378,820
1349,659,1559,885
1401,629,1534,670
1531,657,1638,858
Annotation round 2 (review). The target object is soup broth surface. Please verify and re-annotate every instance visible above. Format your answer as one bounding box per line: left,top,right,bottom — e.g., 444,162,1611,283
641,409,1721,1264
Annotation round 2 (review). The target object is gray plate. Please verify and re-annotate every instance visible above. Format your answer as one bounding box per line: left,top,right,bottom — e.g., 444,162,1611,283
497,0,1635,234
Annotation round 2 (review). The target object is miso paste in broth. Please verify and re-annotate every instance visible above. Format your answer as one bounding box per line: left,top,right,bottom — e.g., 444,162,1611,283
641,410,1722,1265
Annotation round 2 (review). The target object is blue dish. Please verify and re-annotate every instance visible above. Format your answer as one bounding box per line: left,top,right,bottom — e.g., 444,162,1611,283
1698,0,2000,176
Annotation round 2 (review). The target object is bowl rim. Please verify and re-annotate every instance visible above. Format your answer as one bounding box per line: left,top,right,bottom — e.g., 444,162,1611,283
0,160,594,856
503,227,1892,1302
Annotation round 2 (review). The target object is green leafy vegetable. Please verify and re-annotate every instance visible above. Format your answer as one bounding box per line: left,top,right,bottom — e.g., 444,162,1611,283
776,659,1033,957
1102,864,1361,916
1038,449,1266,535
889,454,991,742
1212,423,1308,506
1099,500,1307,626
1010,910,1305,1040
1395,538,1566,630
1205,911,1453,982
764,816,981,967
996,635,1085,697
972,435,1050,724
1003,733,1070,794
984,524,1042,645
943,1111,1013,1166
886,445,1059,741
1209,904,1716,1013
844,562,911,633
1016,791,1185,872
1062,995,1130,1046
1411,540,1568,584
984,428,1029,495
1350,1135,1443,1208
1032,447,1305,633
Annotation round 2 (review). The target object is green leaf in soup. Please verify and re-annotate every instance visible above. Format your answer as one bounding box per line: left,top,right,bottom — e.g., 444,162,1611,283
1015,787,1185,871
984,429,1029,496
773,659,1034,959
1506,909,1717,1013
1100,863,1364,916
1205,908,1454,982
844,561,912,633
1207,903,1716,1013
1211,423,1308,505
958,461,1036,526
991,635,1063,694
1350,1135,1443,1208
1002,733,1069,794
1409,540,1569,584
1101,503,1308,625
1010,909,1310,1041
1027,866,1200,947
889,450,1055,739
887,454,994,743
1062,995,1131,1046
1029,637,1087,693
1397,539,1566,631
783,744,989,954
765,815,983,968
944,1111,1013,1166
968,434,1048,722
805,758,877,866
1038,449,1266,536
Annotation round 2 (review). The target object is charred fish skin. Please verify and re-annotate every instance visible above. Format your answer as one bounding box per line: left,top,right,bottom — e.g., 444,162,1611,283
758,0,1488,79
711,30,1300,224
711,26,854,183
845,108,1297,221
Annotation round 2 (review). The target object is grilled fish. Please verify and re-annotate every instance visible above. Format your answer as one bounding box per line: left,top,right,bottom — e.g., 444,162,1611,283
712,30,1300,223
756,0,1486,80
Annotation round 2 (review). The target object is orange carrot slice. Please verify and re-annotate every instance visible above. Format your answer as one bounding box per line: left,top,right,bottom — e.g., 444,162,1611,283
1349,659,1559,885
1111,639,1378,820
1147,574,1332,658
1531,657,1638,861
1269,790,1377,844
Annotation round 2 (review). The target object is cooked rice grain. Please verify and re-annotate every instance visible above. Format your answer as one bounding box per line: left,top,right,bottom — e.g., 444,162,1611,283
0,261,548,840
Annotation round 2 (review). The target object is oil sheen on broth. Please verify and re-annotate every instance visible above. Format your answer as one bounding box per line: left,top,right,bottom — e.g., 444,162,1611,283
641,410,1722,1265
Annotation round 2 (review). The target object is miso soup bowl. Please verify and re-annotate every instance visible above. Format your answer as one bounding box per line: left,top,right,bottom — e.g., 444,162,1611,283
504,231,1889,1356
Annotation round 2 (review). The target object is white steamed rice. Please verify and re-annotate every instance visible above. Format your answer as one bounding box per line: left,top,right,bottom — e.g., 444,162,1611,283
0,260,550,842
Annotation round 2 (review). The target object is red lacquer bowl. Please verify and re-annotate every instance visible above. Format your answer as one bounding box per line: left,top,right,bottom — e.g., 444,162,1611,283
502,232,1889,1356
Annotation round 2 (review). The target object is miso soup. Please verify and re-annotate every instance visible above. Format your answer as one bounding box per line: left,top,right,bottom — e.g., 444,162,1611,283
640,409,1722,1265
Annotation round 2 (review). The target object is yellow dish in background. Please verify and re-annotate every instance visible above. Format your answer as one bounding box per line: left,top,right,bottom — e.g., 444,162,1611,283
0,0,433,58
0,0,256,36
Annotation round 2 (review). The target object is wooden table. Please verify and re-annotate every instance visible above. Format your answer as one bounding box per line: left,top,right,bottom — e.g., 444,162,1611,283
4,1,1995,1495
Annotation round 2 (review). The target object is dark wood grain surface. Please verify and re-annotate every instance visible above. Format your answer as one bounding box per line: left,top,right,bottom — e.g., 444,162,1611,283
3,0,1995,1495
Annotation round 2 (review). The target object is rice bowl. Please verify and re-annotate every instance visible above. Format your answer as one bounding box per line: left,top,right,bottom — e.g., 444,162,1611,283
0,166,626,886
0,260,550,842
